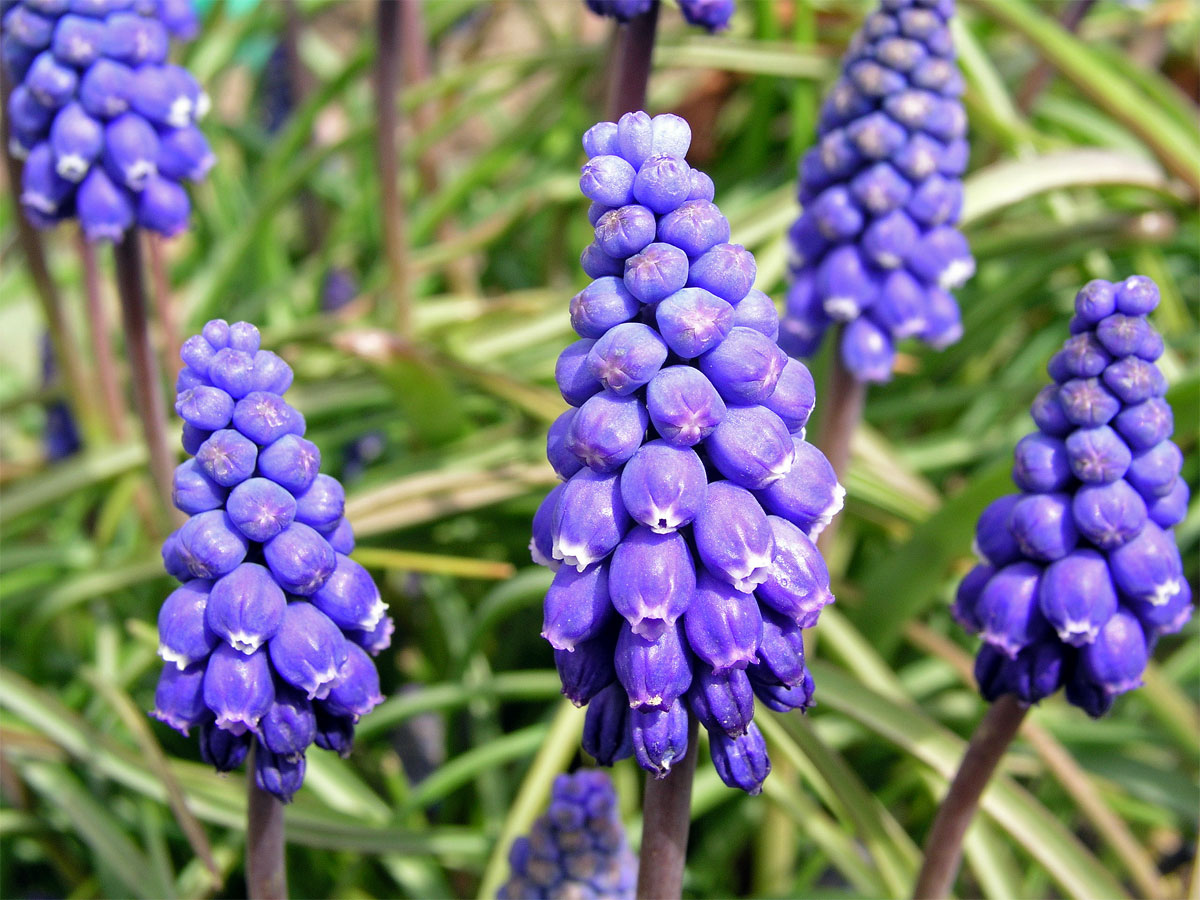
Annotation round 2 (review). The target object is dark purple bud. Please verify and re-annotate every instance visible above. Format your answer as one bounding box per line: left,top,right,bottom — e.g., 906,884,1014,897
555,633,616,706
788,214,828,271
48,102,102,182
633,154,691,215
1030,386,1072,437
344,614,393,657
706,405,795,490
157,578,217,669
756,516,833,627
555,339,602,407
851,162,912,217
547,408,584,480
176,385,234,431
542,561,613,651
583,121,619,157
618,440,706,533
810,185,863,241
530,482,564,568
248,351,293,395
654,287,734,358
656,200,730,258
752,607,806,688
1071,480,1147,549
1135,327,1165,362
688,667,754,737
77,57,132,119
176,510,248,579
586,322,668,395
176,366,206,393
231,391,304,445
952,563,994,634
1012,433,1072,493
551,468,630,570
203,643,274,735
583,682,633,765
137,173,189,236
840,316,895,383
199,721,251,771
580,242,625,278
888,132,940,182
693,481,775,592
1081,610,1148,695
594,204,656,259
755,439,844,538
225,477,296,543
259,682,316,758
910,226,974,290
687,169,715,201
1113,398,1173,451
5,5,54,50
847,110,907,160
1058,377,1120,427
102,111,158,190
152,661,208,734
565,390,648,473
1115,275,1159,315
256,434,321,495
1073,279,1117,325
314,708,356,756
129,64,194,128
974,562,1050,658
157,124,214,182
1102,357,1165,406
993,641,1065,706
732,288,780,342
907,173,961,228
101,12,167,66
1126,578,1193,640
77,167,133,241
1065,667,1114,718
921,287,963,350
687,243,756,304
615,621,692,709
698,327,788,406
326,518,356,555
751,670,816,713
1146,477,1188,529
625,242,689,304
817,245,876,321
609,528,695,640
580,155,636,208
201,320,230,349
263,523,336,596
231,322,265,358
19,142,72,221
206,348,256,400
8,86,53,153
172,459,226,515
206,563,286,654
269,602,348,699
254,745,305,803
630,701,690,778
1107,521,1184,607
195,428,258,487
862,209,920,270
1065,425,1131,484
161,528,191,581
294,473,345,531
645,365,726,446
763,359,816,435
570,277,640,339
25,50,77,108
1126,441,1183,499
684,571,762,672
324,643,384,719
973,494,1021,567
710,723,770,795
1010,492,1077,562
1037,550,1118,646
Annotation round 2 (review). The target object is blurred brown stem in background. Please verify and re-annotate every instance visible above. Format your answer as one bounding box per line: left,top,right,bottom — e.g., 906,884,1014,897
375,0,412,338
1015,0,1097,113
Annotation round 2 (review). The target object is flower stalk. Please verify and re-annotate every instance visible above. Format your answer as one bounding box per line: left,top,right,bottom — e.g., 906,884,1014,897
636,715,698,900
374,0,412,337
816,338,866,553
246,751,288,900
607,1,660,120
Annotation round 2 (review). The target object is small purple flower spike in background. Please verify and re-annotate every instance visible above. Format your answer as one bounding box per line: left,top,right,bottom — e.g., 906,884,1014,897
154,319,392,898
535,111,839,817
915,275,1190,899
498,770,637,900
585,0,734,32
782,0,973,383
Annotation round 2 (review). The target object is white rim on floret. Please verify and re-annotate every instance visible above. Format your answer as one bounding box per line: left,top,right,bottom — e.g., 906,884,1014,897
1056,620,1100,646
1147,576,1182,607
824,297,862,321
725,551,775,594
226,630,265,655
8,138,31,160
195,91,212,119
306,663,341,700
167,97,193,129
125,159,157,190
552,538,601,573
22,188,58,214
55,153,89,182
529,536,560,570
359,595,388,633
158,642,199,671
807,482,847,539
939,257,975,290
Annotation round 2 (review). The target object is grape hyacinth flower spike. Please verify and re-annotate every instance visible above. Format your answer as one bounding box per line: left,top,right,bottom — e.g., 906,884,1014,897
498,770,637,900
3,0,214,239
915,276,1190,899
781,0,973,383
584,0,735,32
535,112,840,810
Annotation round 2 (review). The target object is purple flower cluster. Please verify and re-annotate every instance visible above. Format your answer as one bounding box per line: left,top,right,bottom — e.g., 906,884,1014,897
782,0,973,382
956,278,1190,717
532,111,840,794
153,319,392,802
3,0,212,240
584,0,735,32
499,770,637,900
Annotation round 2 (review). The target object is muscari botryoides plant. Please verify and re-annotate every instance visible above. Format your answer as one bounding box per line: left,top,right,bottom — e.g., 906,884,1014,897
530,111,841,795
782,0,973,383
3,0,212,240
584,0,735,32
499,770,637,900
153,319,392,802
956,276,1190,714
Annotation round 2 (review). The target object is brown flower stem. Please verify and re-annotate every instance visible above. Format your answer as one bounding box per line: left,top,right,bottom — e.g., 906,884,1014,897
636,714,698,900
912,695,1028,899
815,337,866,555
147,233,181,379
112,230,175,526
375,0,412,338
1015,0,1097,114
77,233,128,438
246,749,287,900
607,1,660,120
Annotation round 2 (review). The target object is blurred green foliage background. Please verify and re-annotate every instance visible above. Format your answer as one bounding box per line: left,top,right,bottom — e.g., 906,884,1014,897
1,0,1197,897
